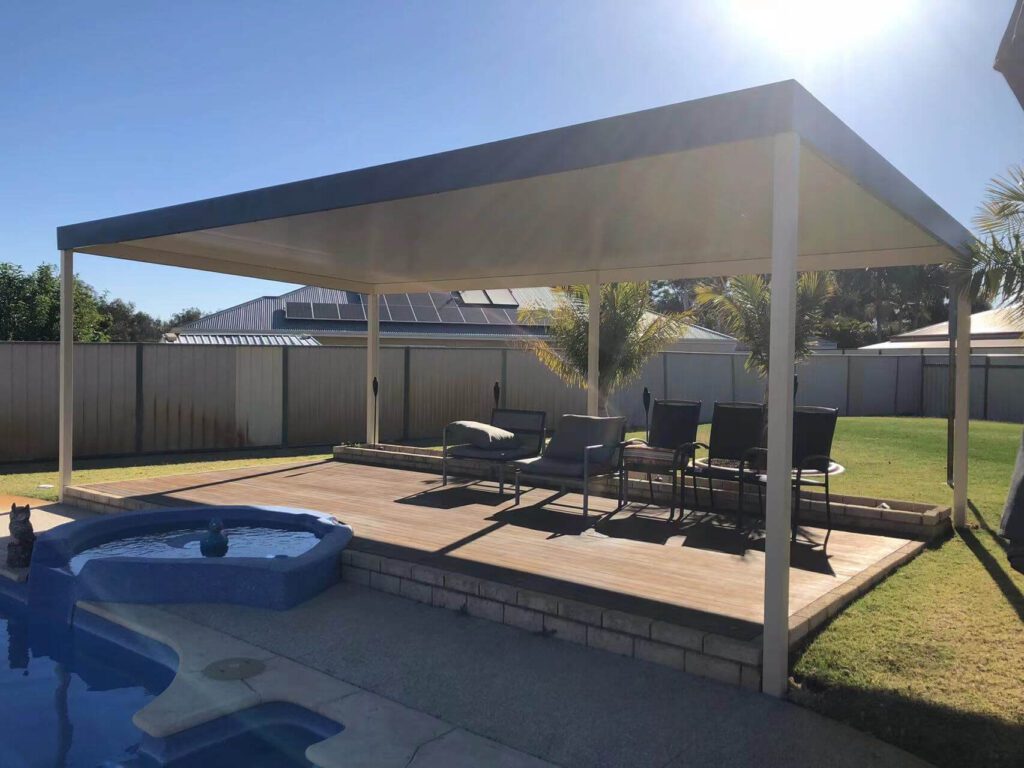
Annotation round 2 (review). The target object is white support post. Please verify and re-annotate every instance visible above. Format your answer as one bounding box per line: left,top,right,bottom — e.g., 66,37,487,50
952,288,971,527
365,292,380,445
58,249,74,499
587,276,600,416
762,132,800,698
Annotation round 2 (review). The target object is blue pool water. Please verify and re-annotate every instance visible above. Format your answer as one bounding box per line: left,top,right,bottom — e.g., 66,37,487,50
0,600,172,767
0,598,340,767
68,525,321,575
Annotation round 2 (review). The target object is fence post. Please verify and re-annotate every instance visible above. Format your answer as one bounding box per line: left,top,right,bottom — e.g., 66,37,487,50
730,353,737,401
281,346,289,447
844,351,852,416
500,349,508,407
662,352,669,399
919,350,925,416
402,347,411,441
893,355,901,415
134,343,144,454
984,356,991,421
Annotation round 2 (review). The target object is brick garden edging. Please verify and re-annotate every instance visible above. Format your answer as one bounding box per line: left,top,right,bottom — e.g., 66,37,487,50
333,444,951,541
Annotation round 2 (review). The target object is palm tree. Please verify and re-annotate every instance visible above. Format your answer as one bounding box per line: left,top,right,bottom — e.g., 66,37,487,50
694,272,835,380
519,282,688,415
948,164,1024,568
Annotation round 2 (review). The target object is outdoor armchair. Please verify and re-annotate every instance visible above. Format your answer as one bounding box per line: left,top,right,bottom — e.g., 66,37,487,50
679,401,767,528
621,399,702,519
442,408,546,493
747,405,839,550
512,415,627,518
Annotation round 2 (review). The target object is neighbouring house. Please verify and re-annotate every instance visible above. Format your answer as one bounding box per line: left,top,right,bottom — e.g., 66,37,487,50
859,307,1024,353
164,285,738,351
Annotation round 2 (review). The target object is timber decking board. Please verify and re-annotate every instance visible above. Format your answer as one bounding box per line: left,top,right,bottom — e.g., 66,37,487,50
72,460,912,640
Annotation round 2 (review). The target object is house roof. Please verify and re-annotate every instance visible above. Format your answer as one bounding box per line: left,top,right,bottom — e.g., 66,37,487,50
57,80,970,293
860,307,1024,349
175,285,736,343
163,332,321,346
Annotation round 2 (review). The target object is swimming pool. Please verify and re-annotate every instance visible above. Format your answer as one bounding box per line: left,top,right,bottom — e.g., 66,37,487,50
0,597,174,767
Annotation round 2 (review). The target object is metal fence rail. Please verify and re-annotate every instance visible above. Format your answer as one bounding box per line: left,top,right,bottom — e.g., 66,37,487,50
1,342,1020,463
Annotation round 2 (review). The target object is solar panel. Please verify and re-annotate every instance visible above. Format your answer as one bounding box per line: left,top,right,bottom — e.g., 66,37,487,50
412,304,441,323
285,302,313,319
483,307,511,325
377,296,392,322
338,303,366,321
312,303,340,320
408,293,435,307
437,306,464,323
387,293,411,307
459,306,487,324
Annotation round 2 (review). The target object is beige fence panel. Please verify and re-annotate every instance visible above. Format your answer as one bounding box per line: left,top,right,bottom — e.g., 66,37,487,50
407,348,503,439
0,343,58,461
235,348,283,447
74,344,136,456
504,350,586,430
142,345,238,452
287,347,365,446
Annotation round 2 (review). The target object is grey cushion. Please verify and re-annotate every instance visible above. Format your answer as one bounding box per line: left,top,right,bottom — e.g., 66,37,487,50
447,420,520,449
544,415,625,465
513,455,616,479
449,445,537,461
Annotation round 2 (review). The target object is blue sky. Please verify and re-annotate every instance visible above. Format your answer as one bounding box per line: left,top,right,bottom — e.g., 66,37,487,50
4,0,1022,318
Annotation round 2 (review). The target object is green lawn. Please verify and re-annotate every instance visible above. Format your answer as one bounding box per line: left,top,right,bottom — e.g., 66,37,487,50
1,418,1021,766
0,449,332,502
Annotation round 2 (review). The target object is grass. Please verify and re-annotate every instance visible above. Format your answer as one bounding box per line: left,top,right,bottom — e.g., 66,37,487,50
0,448,332,503
790,418,1024,768
2,418,1022,766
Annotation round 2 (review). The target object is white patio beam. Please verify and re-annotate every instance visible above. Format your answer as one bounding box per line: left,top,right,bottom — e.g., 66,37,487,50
58,248,74,499
365,291,380,444
587,275,600,416
952,287,971,526
762,132,800,698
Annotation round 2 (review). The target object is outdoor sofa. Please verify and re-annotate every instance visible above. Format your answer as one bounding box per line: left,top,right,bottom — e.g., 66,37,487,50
442,408,546,493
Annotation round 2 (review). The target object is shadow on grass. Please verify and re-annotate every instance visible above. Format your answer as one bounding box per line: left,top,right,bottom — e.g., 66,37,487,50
790,678,1024,768
963,501,1024,623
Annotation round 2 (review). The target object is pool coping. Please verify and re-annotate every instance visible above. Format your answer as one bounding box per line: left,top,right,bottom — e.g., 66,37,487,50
78,600,556,768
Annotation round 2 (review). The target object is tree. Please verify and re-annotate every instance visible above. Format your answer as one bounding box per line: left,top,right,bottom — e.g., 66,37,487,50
948,164,1024,568
97,297,164,342
519,282,688,415
0,263,106,341
165,307,203,329
694,272,835,379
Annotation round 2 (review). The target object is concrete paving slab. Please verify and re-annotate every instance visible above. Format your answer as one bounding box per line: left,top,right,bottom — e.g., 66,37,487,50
166,584,930,768
308,691,451,768
408,728,557,768
133,670,260,738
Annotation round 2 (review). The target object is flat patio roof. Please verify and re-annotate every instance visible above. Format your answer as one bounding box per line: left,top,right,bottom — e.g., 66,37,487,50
58,80,970,293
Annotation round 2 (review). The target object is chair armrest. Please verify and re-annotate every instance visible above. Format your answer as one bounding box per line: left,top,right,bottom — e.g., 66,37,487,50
672,441,701,468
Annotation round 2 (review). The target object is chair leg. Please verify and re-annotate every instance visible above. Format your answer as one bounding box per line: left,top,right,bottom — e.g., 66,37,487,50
498,463,505,495
737,476,744,531
442,457,447,487
823,474,832,553
623,469,629,506
670,470,678,520
514,470,521,505
617,468,625,511
583,475,589,519
647,472,655,505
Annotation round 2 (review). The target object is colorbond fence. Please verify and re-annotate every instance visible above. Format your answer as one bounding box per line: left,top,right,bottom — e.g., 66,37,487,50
1,342,1021,463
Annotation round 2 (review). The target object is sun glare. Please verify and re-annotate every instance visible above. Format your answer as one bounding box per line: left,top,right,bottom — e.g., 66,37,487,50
728,0,917,58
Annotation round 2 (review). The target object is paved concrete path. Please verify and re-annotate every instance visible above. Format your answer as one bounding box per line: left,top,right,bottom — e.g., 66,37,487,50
166,583,930,768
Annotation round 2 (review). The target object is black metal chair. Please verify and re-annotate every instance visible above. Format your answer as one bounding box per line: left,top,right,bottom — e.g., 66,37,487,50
748,406,839,550
621,399,702,519
679,401,767,528
442,408,547,493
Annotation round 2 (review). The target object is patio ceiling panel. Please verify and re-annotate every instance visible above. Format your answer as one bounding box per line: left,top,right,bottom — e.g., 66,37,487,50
59,80,970,291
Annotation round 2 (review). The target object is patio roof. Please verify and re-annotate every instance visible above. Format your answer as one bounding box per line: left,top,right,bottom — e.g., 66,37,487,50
58,80,969,293
53,79,974,699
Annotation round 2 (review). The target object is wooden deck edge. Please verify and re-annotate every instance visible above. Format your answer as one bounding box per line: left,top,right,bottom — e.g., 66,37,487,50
333,444,950,541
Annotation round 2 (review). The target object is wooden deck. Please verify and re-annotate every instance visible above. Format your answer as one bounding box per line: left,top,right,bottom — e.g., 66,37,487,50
70,459,918,643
